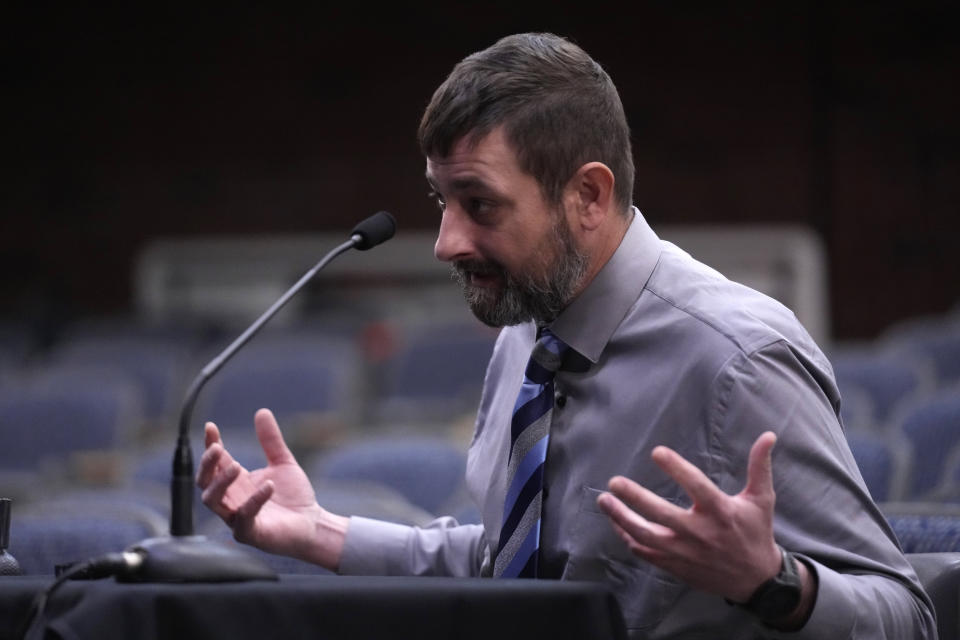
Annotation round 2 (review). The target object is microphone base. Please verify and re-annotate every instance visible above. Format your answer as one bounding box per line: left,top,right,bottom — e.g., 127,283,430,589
119,535,278,583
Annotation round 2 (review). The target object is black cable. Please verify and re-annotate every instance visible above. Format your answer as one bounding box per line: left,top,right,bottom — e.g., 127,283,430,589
16,551,144,640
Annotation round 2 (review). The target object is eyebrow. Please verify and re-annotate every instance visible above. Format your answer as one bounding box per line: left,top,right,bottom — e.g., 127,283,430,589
452,177,492,192
423,173,494,194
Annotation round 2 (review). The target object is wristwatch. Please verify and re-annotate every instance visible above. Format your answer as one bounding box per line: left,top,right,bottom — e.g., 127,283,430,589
734,545,803,621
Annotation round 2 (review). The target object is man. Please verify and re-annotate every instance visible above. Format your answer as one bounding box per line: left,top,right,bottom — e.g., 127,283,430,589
197,33,937,638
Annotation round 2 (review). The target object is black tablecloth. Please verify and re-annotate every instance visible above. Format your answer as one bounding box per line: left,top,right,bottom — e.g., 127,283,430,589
0,574,627,640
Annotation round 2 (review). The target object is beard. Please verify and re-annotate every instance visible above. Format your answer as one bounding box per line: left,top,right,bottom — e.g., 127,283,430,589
451,212,589,328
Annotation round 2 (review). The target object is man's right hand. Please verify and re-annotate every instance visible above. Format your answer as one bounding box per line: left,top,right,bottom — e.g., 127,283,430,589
195,408,349,571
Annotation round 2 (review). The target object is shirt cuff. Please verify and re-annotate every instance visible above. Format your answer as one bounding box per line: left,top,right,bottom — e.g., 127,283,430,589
338,516,414,576
763,555,856,639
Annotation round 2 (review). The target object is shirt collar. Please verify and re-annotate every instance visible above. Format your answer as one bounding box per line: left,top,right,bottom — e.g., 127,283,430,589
549,207,662,363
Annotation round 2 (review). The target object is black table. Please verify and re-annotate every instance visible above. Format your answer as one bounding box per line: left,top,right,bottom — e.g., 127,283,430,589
0,574,627,640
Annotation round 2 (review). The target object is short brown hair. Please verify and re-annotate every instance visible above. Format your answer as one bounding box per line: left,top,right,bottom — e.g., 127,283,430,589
418,32,635,214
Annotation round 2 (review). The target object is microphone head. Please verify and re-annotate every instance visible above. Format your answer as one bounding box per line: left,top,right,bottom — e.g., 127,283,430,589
351,211,396,250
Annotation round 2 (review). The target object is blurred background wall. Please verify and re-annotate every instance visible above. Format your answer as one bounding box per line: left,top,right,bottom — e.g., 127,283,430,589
2,1,958,343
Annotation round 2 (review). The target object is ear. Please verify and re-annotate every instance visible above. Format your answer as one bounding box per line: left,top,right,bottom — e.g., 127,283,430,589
565,162,615,231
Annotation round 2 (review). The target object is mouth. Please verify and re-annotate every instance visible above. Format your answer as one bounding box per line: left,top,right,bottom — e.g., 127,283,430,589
467,271,502,288
453,261,505,290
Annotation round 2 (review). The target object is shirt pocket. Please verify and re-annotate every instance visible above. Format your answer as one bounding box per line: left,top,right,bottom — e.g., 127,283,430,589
563,485,686,632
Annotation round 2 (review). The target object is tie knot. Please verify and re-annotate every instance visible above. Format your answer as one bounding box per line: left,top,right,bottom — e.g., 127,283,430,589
528,329,569,378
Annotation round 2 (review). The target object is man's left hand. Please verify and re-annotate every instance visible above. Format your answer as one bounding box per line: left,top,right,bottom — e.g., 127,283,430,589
596,431,784,603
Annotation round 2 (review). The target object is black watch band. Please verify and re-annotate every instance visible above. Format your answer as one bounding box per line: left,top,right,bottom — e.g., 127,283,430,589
732,546,803,622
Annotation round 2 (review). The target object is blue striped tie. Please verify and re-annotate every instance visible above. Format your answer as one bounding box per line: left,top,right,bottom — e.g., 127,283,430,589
493,328,569,578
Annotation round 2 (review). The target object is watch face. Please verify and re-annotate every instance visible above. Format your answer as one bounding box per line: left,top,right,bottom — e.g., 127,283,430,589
745,549,803,620
765,587,802,618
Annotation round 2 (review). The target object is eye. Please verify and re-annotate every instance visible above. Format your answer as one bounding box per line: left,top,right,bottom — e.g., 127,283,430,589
427,190,446,212
466,198,494,217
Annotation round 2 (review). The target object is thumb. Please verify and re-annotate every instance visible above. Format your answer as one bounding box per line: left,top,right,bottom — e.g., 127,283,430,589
254,408,297,466
743,431,777,501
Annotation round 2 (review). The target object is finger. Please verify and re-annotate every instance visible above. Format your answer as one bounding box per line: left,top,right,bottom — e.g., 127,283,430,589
204,422,223,449
196,442,230,489
742,431,777,500
255,408,297,466
651,445,726,509
201,460,242,513
597,489,675,546
234,479,275,533
608,518,662,561
606,475,688,532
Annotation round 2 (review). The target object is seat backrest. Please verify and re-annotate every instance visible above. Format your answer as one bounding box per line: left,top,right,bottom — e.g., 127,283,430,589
831,348,932,427
0,379,141,473
194,336,363,433
45,336,191,423
311,435,468,515
7,497,167,575
898,390,960,499
928,445,960,503
883,316,960,388
376,322,498,424
845,429,910,503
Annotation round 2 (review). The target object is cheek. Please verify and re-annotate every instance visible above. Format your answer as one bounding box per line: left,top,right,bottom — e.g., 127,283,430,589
476,233,522,269
480,219,557,276
527,226,564,269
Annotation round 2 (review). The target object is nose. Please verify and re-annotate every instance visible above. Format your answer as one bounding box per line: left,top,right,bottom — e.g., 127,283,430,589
434,208,477,263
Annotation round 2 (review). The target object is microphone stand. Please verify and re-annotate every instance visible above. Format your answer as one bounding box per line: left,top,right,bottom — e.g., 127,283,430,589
121,212,395,582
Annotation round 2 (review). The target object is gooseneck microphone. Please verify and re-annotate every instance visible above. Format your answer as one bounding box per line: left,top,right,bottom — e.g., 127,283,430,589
350,211,398,250
125,211,397,582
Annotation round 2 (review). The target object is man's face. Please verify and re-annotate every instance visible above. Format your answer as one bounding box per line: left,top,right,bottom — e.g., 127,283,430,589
427,127,588,327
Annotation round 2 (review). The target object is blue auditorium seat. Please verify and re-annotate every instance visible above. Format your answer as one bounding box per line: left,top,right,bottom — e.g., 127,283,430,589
830,347,933,429
883,315,960,388
898,390,960,499
0,379,142,478
845,429,910,503
192,334,363,435
310,435,470,516
374,321,498,424
927,445,960,504
7,497,167,575
43,335,192,428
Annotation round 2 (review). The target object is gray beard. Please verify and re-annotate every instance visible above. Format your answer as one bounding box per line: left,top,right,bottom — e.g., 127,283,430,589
451,217,589,328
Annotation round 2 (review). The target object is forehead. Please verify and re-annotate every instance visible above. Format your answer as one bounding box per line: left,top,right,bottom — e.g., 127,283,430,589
425,127,524,187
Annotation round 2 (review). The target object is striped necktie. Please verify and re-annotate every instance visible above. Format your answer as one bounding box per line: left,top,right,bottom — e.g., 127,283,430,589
493,328,569,578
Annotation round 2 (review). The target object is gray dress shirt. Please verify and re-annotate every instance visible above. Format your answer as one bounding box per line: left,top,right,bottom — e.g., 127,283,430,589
339,210,937,639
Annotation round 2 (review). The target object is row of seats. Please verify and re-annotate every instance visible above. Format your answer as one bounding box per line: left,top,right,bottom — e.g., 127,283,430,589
0,312,500,429
6,448,960,576
1,304,959,577
0,313,496,486
5,301,952,446
8,497,960,640
842,403,960,504
4,431,475,576
827,307,960,504
832,317,960,429
0,312,490,575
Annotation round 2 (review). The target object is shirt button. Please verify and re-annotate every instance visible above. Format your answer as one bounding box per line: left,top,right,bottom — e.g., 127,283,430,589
555,393,567,408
